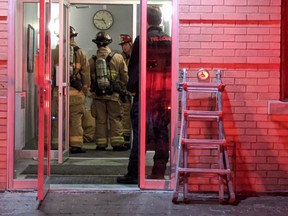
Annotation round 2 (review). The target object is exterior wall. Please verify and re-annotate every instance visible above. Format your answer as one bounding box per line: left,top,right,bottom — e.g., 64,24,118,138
0,0,8,190
179,0,286,193
0,0,286,193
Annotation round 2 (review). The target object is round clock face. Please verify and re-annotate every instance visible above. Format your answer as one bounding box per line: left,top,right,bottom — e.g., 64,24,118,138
93,10,114,30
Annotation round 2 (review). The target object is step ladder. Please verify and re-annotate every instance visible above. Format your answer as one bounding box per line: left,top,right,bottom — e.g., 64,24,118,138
172,68,236,204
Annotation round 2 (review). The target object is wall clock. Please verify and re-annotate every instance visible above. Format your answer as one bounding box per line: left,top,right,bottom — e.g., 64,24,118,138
93,10,114,30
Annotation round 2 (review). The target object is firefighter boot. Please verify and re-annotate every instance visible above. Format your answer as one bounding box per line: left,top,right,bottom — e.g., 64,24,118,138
117,160,138,184
124,135,131,149
147,163,166,179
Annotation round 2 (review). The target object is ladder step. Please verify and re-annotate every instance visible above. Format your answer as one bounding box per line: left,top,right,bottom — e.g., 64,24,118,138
182,139,226,149
183,82,225,92
178,168,231,175
182,138,226,145
185,144,220,150
184,110,222,119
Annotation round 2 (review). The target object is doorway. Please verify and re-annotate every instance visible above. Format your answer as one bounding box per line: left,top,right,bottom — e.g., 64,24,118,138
12,0,175,190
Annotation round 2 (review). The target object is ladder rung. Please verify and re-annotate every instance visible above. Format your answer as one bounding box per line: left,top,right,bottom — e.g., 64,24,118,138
185,144,219,149
182,139,226,146
184,110,222,119
178,168,231,175
183,82,225,92
186,88,219,93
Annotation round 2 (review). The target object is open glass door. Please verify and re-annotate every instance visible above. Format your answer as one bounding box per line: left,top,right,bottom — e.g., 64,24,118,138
139,0,177,189
37,0,52,201
52,0,70,164
38,0,71,200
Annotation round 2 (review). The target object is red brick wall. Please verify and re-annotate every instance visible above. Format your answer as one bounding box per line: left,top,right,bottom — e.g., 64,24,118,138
0,0,286,193
0,0,8,190
179,0,287,193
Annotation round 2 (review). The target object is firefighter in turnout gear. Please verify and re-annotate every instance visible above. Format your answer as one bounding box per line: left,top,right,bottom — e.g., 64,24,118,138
119,34,132,65
69,26,91,153
119,34,133,148
51,26,90,153
89,31,129,151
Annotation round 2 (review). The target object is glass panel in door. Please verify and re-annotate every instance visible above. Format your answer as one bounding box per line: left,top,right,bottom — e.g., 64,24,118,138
14,2,40,182
51,0,70,164
37,0,52,201
140,0,175,189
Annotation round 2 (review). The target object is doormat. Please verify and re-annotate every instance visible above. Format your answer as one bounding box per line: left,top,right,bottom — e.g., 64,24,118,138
21,165,129,176
21,164,170,176
70,149,130,158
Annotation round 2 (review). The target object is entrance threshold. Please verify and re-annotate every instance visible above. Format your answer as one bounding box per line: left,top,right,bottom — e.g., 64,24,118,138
50,184,139,191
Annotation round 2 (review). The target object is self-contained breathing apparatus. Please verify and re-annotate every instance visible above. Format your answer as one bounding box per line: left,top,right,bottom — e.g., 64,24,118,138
70,45,83,91
90,52,128,102
90,31,127,101
90,52,115,96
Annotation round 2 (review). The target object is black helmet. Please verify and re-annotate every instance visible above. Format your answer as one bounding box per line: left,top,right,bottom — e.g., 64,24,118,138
70,26,78,38
92,31,112,46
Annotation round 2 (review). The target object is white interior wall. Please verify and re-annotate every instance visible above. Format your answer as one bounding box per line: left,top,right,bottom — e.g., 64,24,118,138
70,4,134,58
15,1,172,150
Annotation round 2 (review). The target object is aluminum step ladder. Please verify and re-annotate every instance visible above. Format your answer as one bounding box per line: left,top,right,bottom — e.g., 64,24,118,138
172,68,236,204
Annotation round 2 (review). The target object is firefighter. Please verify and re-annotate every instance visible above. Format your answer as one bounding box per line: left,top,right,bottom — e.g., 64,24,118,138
119,34,133,148
89,31,129,151
51,26,90,153
119,34,132,66
69,26,91,153
51,26,91,154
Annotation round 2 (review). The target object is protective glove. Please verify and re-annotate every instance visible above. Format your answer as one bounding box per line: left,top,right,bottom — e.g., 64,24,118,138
82,86,89,97
120,93,126,103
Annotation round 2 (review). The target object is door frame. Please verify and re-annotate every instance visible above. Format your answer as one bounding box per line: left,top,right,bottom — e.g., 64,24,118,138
7,0,41,190
138,0,178,190
7,0,179,191
37,0,53,201
57,0,71,164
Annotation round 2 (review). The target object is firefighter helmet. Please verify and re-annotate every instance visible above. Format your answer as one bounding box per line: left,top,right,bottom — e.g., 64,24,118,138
92,31,112,46
119,34,132,45
70,26,78,38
